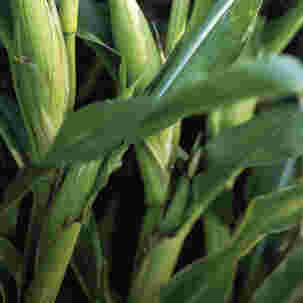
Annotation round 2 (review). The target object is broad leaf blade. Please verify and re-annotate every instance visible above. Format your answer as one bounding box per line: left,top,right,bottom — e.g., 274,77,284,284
44,56,303,164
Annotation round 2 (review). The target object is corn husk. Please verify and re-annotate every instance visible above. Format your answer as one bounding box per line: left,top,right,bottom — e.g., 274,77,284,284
10,0,70,163
109,0,161,95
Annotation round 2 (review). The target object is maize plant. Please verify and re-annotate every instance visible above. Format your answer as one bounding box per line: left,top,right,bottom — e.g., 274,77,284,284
1,0,303,303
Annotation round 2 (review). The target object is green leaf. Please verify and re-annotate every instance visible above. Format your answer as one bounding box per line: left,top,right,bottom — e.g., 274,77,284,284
261,1,303,54
165,0,191,56
0,2,13,48
188,0,213,33
77,0,112,47
147,0,262,98
159,175,191,234
203,192,232,254
76,31,119,57
87,143,128,203
232,184,303,257
181,104,303,236
27,161,102,303
0,167,55,217
0,95,29,167
57,0,117,79
43,55,303,164
206,105,303,168
245,159,297,202
160,183,303,303
251,244,303,303
72,211,104,301
160,247,237,303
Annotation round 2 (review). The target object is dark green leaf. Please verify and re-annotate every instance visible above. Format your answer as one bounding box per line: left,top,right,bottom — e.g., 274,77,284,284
160,247,237,303
233,184,303,257
77,0,112,47
0,167,55,217
206,105,303,168
160,183,303,303
0,95,29,167
75,0,118,78
43,56,303,164
203,191,232,254
0,2,13,47
251,244,303,303
72,211,104,301
181,104,303,237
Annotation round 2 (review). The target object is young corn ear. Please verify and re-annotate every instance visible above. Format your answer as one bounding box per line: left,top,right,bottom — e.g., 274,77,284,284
9,0,70,163
109,0,162,95
109,0,177,205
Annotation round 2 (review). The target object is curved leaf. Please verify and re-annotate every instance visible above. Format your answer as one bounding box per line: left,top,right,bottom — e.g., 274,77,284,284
44,55,303,164
160,183,303,303
181,104,303,238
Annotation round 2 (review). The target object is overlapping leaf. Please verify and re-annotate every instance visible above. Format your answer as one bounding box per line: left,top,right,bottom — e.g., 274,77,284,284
183,103,303,228
160,183,303,303
43,55,303,164
148,0,262,97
